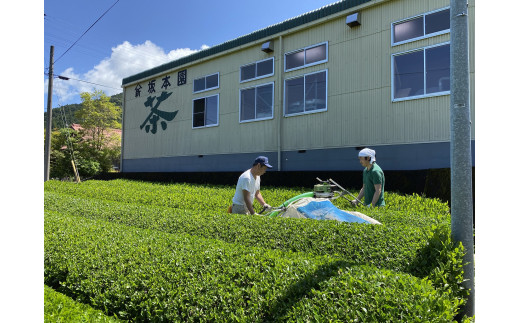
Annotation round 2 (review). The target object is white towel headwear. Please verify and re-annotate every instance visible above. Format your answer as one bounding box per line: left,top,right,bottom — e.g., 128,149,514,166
358,148,376,164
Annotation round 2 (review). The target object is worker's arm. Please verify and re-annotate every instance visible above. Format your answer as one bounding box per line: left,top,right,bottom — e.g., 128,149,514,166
352,185,365,205
370,184,382,207
254,190,267,207
242,189,255,214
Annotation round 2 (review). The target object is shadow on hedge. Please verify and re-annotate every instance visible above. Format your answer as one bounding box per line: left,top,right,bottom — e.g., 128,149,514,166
263,259,349,321
406,224,468,311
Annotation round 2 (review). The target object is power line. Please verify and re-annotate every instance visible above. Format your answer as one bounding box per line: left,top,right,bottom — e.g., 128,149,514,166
59,75,121,91
44,72,121,91
53,0,121,64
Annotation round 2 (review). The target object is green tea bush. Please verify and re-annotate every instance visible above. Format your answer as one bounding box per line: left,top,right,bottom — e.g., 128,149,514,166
44,285,123,322
45,210,459,322
45,192,439,274
44,179,468,320
44,179,451,222
45,190,466,310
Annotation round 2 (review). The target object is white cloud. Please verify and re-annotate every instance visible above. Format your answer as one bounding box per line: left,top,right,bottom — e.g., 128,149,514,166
47,41,208,104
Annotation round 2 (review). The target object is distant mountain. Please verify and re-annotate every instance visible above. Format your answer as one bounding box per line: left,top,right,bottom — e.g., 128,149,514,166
44,93,123,129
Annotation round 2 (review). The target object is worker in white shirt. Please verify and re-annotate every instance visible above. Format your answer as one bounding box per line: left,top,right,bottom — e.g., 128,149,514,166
231,156,272,215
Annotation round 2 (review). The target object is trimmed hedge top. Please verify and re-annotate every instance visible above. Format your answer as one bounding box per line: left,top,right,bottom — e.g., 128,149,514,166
44,179,468,321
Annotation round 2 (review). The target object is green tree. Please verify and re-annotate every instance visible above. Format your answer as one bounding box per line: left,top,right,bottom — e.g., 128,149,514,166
49,128,76,179
47,90,122,179
49,128,103,179
74,90,121,174
75,90,121,151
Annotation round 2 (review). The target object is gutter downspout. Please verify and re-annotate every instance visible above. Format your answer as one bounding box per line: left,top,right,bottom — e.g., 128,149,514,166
277,35,283,171
120,89,125,172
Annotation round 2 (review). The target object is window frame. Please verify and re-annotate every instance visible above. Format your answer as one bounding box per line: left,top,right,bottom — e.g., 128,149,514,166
283,69,328,117
391,42,450,102
284,42,328,72
192,94,219,129
240,57,275,83
391,7,450,46
239,82,275,123
193,72,220,94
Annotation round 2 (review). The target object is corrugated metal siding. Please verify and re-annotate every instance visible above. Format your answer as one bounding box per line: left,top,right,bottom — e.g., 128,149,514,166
122,0,373,85
123,41,283,159
122,0,475,165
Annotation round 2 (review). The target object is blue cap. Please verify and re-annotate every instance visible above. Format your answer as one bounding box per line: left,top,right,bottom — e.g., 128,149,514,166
254,156,272,168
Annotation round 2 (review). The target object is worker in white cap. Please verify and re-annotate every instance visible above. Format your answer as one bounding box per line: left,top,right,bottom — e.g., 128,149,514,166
351,148,385,207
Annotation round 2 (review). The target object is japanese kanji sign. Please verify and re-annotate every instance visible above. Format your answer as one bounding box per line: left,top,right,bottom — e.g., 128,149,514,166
139,91,178,134
178,69,187,86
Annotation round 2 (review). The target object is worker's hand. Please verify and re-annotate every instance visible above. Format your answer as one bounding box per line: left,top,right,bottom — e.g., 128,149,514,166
350,199,359,206
263,204,272,211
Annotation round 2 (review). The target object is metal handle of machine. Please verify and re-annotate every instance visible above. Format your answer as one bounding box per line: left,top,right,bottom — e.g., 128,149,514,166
327,178,363,205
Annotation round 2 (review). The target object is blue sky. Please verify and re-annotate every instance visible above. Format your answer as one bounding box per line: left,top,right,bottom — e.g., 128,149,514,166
44,0,337,108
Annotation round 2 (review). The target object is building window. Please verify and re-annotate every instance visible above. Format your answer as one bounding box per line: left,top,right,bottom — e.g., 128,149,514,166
240,82,274,122
284,70,327,116
240,58,274,83
285,42,328,72
193,94,219,128
193,73,219,93
392,43,450,101
392,8,450,46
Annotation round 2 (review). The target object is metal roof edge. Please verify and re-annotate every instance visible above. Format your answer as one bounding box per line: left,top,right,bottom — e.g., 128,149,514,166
121,0,372,86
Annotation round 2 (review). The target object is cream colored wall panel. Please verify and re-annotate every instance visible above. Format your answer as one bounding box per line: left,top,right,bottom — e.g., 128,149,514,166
354,88,386,145
122,0,474,163
331,93,363,145
337,91,376,146
234,119,278,153
281,112,328,150
428,95,450,141
383,0,432,26
398,99,430,142
282,31,319,55
428,0,450,11
215,113,239,152
380,87,406,143
329,32,384,95
328,90,380,147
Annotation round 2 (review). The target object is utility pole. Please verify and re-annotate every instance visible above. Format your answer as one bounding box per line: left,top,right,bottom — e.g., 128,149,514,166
450,0,474,318
44,45,54,181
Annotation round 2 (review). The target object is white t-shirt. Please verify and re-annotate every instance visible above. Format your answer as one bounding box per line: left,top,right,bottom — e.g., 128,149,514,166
232,169,260,205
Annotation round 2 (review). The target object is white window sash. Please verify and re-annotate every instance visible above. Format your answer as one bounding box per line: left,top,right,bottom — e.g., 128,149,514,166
240,58,274,83
391,7,450,46
391,42,450,102
193,72,220,93
284,42,328,72
192,94,219,128
284,69,328,117
239,82,275,123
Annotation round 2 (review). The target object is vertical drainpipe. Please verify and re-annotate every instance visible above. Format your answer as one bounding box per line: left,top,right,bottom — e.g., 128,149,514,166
277,35,283,171
120,88,125,172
